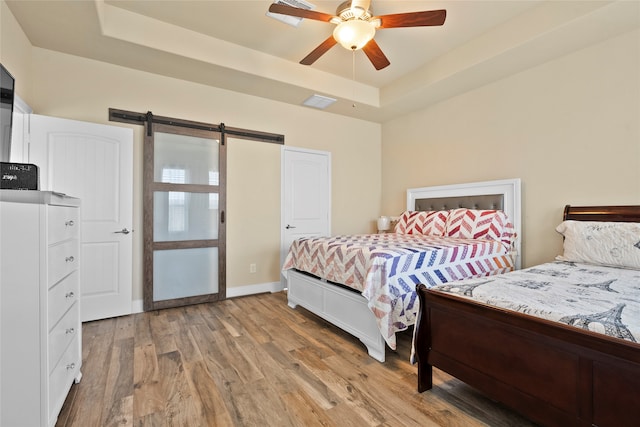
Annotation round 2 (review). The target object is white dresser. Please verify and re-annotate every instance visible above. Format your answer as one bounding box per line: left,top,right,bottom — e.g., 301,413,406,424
1,190,82,427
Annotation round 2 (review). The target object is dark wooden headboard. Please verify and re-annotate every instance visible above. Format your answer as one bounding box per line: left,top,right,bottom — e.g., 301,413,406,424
563,205,640,222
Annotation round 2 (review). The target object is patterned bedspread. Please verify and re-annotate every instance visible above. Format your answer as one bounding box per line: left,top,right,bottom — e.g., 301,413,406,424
282,233,514,349
430,261,640,343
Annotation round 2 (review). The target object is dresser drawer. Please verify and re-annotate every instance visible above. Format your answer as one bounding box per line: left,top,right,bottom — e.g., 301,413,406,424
48,240,79,287
48,333,81,423
48,271,79,330
48,206,79,244
48,302,80,375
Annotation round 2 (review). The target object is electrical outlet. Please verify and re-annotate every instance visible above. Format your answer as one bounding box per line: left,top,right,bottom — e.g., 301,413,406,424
249,263,256,273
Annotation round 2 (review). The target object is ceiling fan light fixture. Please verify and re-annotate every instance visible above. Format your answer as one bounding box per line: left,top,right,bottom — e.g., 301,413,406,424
333,20,376,50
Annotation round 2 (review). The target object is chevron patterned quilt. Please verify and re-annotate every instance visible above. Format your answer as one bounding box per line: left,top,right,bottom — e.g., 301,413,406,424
282,233,514,349
429,261,640,344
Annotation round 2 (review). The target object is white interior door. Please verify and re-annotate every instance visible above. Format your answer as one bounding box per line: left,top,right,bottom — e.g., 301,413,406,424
281,146,331,288
30,114,133,322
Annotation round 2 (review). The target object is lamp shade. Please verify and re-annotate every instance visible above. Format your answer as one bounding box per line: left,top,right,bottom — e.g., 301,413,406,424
377,216,390,231
333,20,376,50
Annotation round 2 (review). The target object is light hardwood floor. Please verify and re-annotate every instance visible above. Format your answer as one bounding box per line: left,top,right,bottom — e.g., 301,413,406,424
56,291,537,427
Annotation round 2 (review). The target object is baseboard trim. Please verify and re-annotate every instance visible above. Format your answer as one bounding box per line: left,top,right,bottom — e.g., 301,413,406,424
227,281,283,298
131,281,283,314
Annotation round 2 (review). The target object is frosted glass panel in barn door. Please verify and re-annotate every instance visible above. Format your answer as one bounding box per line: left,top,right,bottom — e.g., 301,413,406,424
145,123,225,311
29,114,134,322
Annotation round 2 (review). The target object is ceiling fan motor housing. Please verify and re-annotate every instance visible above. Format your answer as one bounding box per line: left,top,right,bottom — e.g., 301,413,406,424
336,1,373,21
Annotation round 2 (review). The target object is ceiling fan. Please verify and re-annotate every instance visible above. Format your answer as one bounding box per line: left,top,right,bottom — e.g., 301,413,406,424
268,0,446,70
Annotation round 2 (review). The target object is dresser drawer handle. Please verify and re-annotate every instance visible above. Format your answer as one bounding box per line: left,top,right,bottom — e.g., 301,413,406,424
65,291,75,299
66,363,76,370
65,256,75,263
65,220,75,227
66,327,75,335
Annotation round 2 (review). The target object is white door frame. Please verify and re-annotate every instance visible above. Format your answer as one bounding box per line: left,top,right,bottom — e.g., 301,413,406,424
8,94,33,164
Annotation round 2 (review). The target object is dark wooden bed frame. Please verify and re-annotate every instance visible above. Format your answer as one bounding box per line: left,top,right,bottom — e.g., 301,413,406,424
414,205,640,427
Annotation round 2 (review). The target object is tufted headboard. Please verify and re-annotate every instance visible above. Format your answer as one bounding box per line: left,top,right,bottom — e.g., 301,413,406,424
406,179,521,269
414,194,503,212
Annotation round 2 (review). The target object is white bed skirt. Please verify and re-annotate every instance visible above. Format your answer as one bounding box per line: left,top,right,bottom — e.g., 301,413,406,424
286,269,387,362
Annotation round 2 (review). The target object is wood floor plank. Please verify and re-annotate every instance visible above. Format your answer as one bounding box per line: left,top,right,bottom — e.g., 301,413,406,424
132,343,163,418
101,337,134,427
133,312,153,347
58,318,115,426
300,354,388,425
184,360,236,426
170,324,203,364
155,351,199,426
263,341,340,411
134,411,165,427
114,314,135,341
103,395,133,427
204,328,265,385
281,317,341,360
58,291,539,427
148,310,178,355
225,297,273,344
279,389,336,427
319,353,428,427
324,401,373,427
228,377,297,427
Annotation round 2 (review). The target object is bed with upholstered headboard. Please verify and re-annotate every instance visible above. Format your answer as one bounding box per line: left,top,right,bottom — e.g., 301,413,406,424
282,178,521,362
414,204,640,426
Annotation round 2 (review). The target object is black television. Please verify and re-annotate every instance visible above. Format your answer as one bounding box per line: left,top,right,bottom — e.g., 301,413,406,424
1,64,16,163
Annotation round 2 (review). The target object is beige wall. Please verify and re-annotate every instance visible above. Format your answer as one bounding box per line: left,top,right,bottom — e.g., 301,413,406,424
4,0,639,302
227,137,282,288
0,1,32,103
381,29,640,267
1,3,382,303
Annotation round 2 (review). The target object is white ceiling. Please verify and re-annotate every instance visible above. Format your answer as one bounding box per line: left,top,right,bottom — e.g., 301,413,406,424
6,0,640,122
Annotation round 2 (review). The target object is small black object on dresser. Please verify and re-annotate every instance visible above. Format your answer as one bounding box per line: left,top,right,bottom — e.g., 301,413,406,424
0,162,38,190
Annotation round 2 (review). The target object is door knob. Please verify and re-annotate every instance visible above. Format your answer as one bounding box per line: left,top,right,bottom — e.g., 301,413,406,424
114,228,133,234
285,224,296,229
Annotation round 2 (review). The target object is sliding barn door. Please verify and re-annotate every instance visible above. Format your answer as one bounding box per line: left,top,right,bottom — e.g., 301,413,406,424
144,122,226,311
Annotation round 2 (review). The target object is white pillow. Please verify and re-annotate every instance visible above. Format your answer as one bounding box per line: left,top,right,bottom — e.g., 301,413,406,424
555,220,640,269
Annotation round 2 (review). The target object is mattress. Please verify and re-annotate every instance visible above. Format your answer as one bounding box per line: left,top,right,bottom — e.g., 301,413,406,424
282,232,514,349
430,261,640,343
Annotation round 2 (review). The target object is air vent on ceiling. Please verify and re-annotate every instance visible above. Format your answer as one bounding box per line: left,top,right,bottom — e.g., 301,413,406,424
303,94,337,110
266,0,316,27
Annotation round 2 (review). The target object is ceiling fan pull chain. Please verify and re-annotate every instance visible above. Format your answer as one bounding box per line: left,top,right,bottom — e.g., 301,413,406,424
352,50,357,108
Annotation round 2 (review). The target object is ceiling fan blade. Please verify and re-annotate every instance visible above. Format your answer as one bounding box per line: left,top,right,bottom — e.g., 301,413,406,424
376,10,446,29
300,36,338,65
268,3,335,22
362,39,390,70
